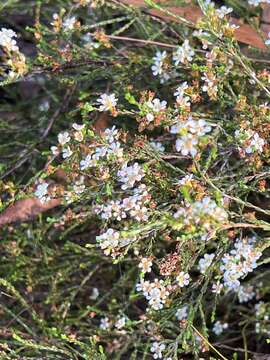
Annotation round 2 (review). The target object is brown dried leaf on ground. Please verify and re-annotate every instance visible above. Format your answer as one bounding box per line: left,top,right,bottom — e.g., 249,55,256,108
0,198,61,227
119,0,267,49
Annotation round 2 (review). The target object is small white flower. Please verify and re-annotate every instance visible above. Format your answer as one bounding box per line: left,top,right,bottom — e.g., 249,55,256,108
173,40,194,65
178,174,193,186
100,317,110,330
62,146,73,159
96,228,120,256
175,134,198,157
80,154,96,170
138,257,153,273
104,126,118,143
246,133,265,154
198,253,215,274
115,316,127,330
117,162,145,190
151,51,167,76
73,177,85,195
237,285,255,303
35,183,50,203
90,287,99,300
213,321,228,335
187,118,212,136
150,342,166,359
0,28,18,52
39,100,50,112
62,16,77,30
72,123,85,131
212,281,223,294
176,271,190,287
216,5,233,19
147,98,167,113
51,146,59,156
150,141,165,152
58,132,70,145
176,305,188,320
97,93,118,112
146,113,155,123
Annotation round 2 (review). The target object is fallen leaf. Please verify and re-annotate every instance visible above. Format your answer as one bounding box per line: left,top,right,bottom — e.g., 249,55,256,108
119,1,267,49
0,198,61,227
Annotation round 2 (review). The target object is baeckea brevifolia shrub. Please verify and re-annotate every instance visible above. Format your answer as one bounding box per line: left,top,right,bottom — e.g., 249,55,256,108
0,0,270,359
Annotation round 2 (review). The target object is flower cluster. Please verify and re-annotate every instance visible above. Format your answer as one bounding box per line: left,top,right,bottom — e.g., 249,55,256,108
220,237,262,290
136,278,170,311
212,321,228,336
151,51,170,84
174,196,228,237
0,28,18,52
95,184,150,222
255,301,270,336
0,28,27,78
198,253,215,274
170,116,212,157
173,40,194,65
117,162,145,190
235,129,265,155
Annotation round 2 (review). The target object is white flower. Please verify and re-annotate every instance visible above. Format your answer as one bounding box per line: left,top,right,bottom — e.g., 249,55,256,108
175,134,198,157
136,279,152,296
80,154,96,170
115,316,127,329
174,82,189,97
176,305,188,320
150,141,165,152
237,285,255,303
220,237,262,290
107,141,123,159
0,28,18,52
147,98,167,113
151,51,170,83
213,321,228,335
39,100,50,112
63,16,77,30
97,93,118,112
130,205,149,222
176,271,190,287
187,118,212,137
51,146,59,156
138,257,153,273
151,51,167,76
96,228,120,256
198,253,215,274
72,123,85,131
146,113,154,123
73,177,85,195
35,183,50,203
173,40,194,65
117,162,145,190
216,6,233,18
82,32,100,49
104,126,118,143
150,342,166,359
136,279,169,310
212,282,223,294
246,133,265,154
100,317,110,330
90,287,99,300
178,174,193,186
201,72,218,96
58,132,70,145
62,146,73,159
